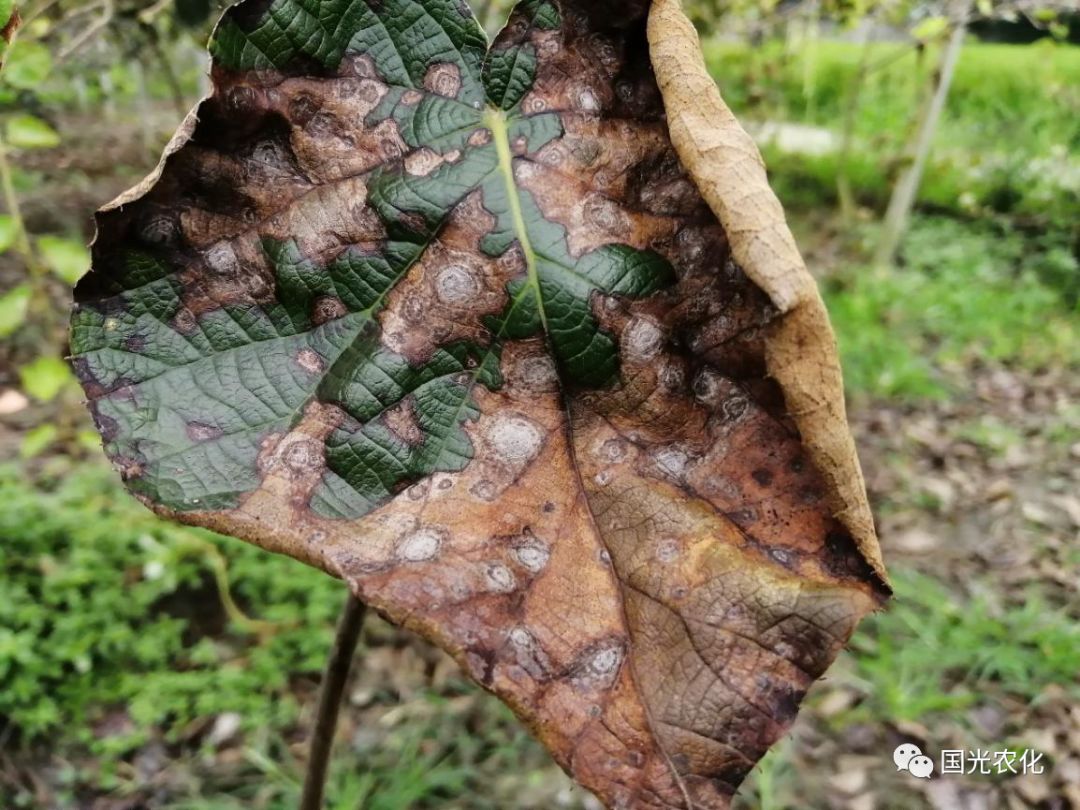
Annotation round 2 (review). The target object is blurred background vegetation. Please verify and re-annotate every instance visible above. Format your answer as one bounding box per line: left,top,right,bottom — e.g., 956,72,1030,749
0,1,1078,808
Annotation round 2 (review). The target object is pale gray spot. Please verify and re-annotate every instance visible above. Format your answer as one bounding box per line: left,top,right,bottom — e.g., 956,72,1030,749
622,317,664,361
484,563,516,593
487,414,544,468
434,264,479,304
398,526,447,562
296,349,325,374
513,539,550,573
205,242,239,274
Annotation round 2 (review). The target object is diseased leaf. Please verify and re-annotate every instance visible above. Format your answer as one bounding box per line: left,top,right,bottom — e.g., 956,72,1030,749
71,1,888,807
649,0,885,574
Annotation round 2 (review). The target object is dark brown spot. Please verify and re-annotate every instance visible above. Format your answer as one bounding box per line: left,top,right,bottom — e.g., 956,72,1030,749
90,405,119,442
113,455,145,481
466,649,496,687
823,530,884,590
225,85,260,114
383,398,424,447
123,334,147,353
728,508,758,526
312,295,347,325
138,214,179,247
186,421,224,443
288,93,321,126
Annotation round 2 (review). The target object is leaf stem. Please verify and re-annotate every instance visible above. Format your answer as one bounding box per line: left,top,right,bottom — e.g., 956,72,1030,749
476,0,496,31
0,136,37,272
299,590,367,810
179,536,280,636
0,4,48,283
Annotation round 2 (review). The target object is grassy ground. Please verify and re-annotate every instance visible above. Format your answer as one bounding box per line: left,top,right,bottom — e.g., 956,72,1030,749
1,32,1078,810
824,217,1079,400
705,40,1080,228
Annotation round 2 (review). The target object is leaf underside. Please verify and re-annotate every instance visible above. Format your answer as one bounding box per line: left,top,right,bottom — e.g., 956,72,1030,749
71,1,887,807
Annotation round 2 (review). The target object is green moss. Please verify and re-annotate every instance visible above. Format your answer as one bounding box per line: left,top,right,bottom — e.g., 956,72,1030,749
0,461,340,751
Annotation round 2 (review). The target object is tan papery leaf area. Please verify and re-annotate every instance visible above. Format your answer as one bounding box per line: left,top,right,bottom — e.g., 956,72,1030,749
70,0,889,807
649,0,887,584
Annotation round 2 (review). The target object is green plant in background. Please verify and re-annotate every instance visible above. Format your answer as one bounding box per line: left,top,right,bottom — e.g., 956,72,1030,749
0,1,216,461
0,2,86,454
704,39,1080,229
730,739,796,810
1,1,1078,807
847,569,1080,723
824,217,1080,400
0,462,339,749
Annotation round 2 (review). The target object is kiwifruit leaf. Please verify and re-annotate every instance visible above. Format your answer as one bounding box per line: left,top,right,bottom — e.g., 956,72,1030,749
71,1,887,806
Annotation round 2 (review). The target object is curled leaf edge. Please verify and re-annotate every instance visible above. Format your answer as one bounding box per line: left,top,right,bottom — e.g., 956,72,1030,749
648,0,888,589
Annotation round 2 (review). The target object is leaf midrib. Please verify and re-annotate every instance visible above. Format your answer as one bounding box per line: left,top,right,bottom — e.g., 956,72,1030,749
484,95,701,809
484,107,549,334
